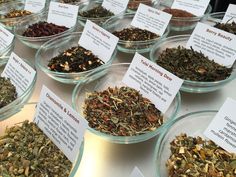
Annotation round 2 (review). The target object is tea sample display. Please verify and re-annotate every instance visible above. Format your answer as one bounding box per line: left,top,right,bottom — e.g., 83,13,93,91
163,8,195,18
128,0,152,11
2,9,32,18
48,45,104,73
155,46,232,82
22,21,69,37
83,86,163,136
167,133,236,176
0,120,72,177
79,6,114,18
0,77,17,109
214,22,236,35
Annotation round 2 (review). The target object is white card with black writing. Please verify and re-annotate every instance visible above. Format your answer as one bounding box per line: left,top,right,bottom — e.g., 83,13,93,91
222,4,236,23
0,25,14,51
102,0,129,15
24,0,46,13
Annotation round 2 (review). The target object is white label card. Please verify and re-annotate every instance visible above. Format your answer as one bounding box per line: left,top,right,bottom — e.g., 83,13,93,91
78,20,119,63
0,25,14,51
47,2,79,28
186,22,236,67
1,52,36,96
171,0,210,16
102,0,129,15
24,0,46,13
131,4,172,36
222,4,236,23
122,53,183,113
34,86,89,163
204,98,236,154
129,167,145,177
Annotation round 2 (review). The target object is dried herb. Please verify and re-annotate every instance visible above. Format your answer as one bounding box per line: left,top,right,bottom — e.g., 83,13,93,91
79,6,114,18
112,27,159,41
214,22,236,35
48,45,104,73
167,134,236,177
0,0,11,4
128,0,152,10
22,21,69,37
59,0,80,4
155,46,232,81
163,8,195,18
0,121,72,177
83,86,163,136
0,77,17,109
3,9,32,18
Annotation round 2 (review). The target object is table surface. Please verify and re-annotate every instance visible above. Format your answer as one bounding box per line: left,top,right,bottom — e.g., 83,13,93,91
13,28,236,177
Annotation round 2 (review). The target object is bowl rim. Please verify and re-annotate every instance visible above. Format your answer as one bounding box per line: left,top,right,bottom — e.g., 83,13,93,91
72,63,181,144
149,34,236,86
154,110,218,177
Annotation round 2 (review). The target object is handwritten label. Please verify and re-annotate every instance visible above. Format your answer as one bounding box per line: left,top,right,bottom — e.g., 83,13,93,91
171,0,210,16
186,22,236,67
0,25,14,51
129,167,145,177
79,20,118,63
204,98,236,154
1,52,36,96
122,53,183,113
47,2,79,28
24,0,46,13
34,86,88,163
102,0,129,15
222,4,236,23
131,4,171,36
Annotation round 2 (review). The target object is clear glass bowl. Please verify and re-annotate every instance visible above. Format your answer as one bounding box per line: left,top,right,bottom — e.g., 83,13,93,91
35,32,117,84
103,13,170,53
0,37,15,65
157,2,212,31
14,12,76,49
0,58,37,121
127,0,159,12
154,110,217,177
0,0,47,30
150,35,236,93
72,63,181,144
0,103,84,177
202,12,225,26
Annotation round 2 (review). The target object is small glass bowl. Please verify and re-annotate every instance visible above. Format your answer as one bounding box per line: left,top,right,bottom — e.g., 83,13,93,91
0,103,84,177
127,0,158,12
150,35,236,93
0,37,15,65
35,32,117,84
202,12,225,26
103,13,170,53
155,110,217,177
72,63,181,144
158,2,212,31
0,0,47,30
0,58,37,121
14,12,76,49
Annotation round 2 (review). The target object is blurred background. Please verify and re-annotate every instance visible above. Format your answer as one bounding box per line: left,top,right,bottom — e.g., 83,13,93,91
210,0,236,12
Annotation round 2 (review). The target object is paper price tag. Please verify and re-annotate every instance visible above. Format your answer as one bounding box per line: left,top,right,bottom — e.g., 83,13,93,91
171,0,210,16
102,0,129,15
1,52,36,96
204,98,236,154
122,53,183,113
78,20,119,63
186,22,236,67
222,4,236,23
0,25,14,51
129,167,145,177
47,2,79,28
34,86,88,163
24,0,46,13
131,4,172,36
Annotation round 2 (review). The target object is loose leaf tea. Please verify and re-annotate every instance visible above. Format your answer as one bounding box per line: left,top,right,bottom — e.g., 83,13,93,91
22,21,69,37
60,0,80,4
112,27,159,41
0,77,17,109
128,0,152,10
83,86,163,136
3,9,32,18
167,133,236,176
214,22,236,35
155,46,232,81
79,6,114,18
0,121,72,177
163,8,195,18
48,45,104,73
0,0,11,4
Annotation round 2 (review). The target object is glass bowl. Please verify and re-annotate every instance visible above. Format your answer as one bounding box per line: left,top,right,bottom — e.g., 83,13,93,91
150,35,236,93
0,58,37,121
72,63,181,144
14,12,76,49
103,13,170,53
0,0,47,30
127,0,159,12
154,110,218,177
202,12,226,26
157,2,212,31
35,32,117,84
0,37,15,65
0,103,84,177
